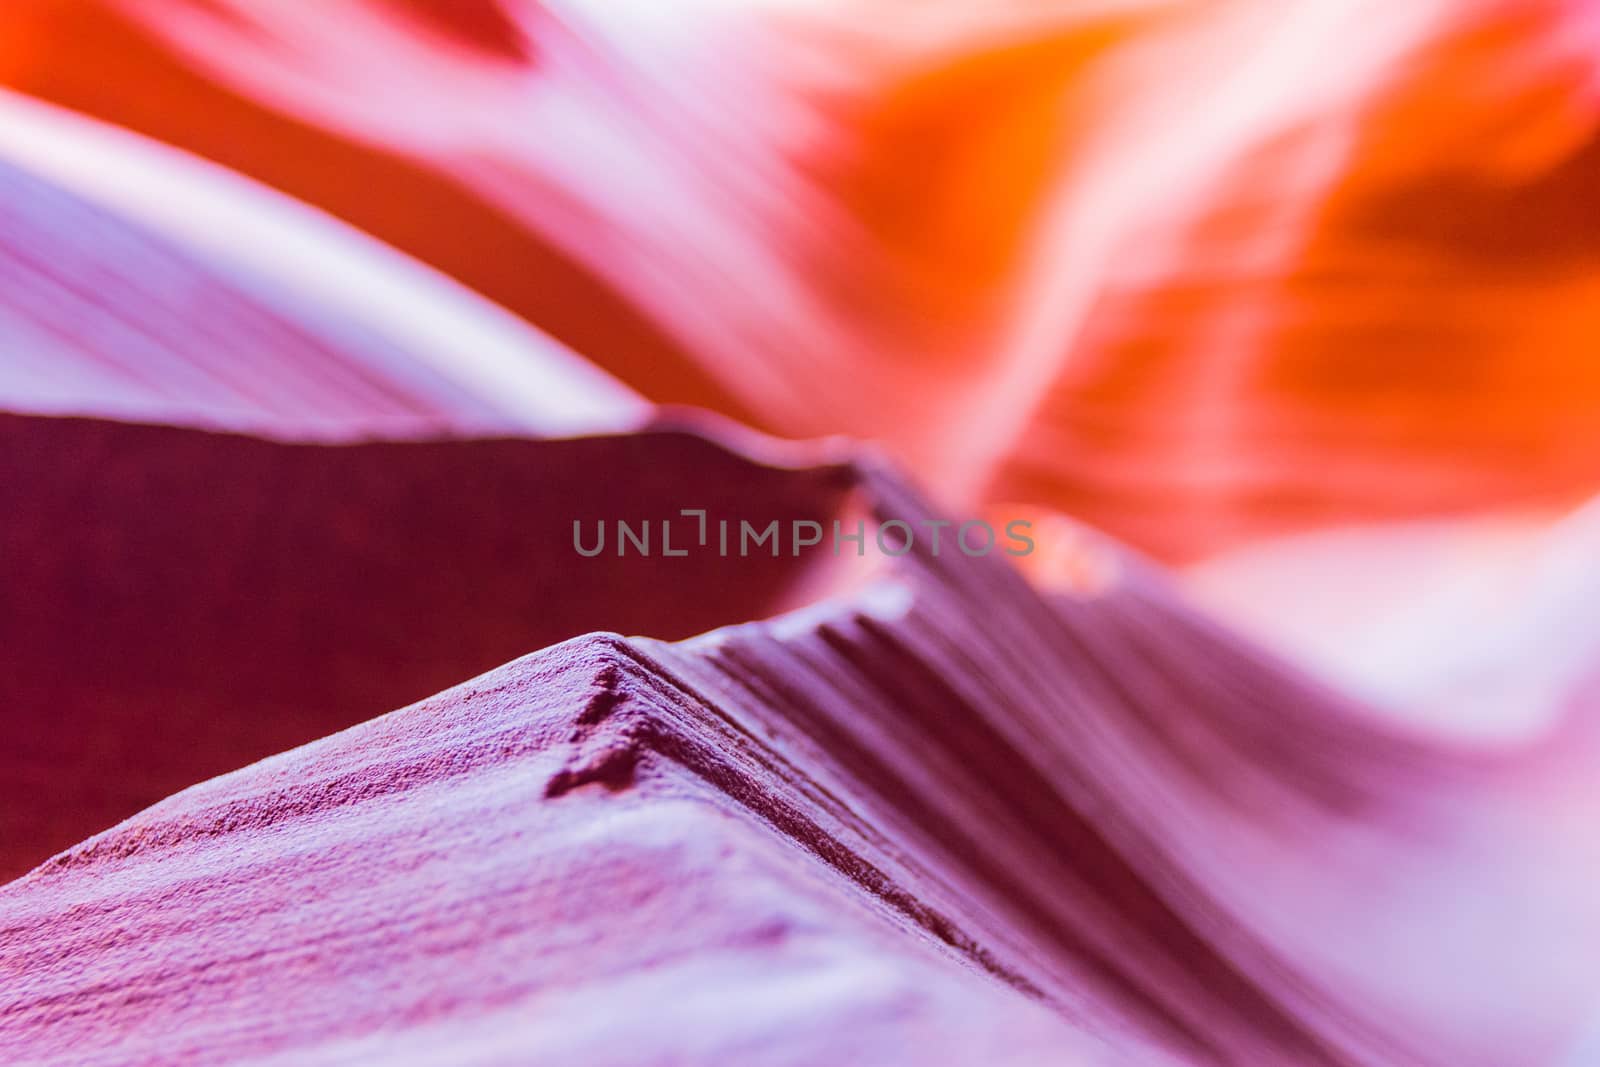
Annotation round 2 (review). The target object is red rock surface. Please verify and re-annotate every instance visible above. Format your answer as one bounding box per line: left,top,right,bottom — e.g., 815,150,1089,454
0,413,849,881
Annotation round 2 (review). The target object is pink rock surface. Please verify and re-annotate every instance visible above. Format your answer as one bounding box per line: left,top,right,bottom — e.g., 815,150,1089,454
4,421,1595,1065
0,634,1114,1067
0,88,639,438
0,5,1597,1063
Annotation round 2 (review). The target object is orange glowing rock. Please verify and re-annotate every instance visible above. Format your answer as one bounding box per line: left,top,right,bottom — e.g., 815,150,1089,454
6,3,1599,559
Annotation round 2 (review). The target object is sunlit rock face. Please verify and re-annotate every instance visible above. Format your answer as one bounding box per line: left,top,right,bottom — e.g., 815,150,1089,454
987,0,1600,558
0,88,640,438
1,2,1598,1066
3,1,1599,554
